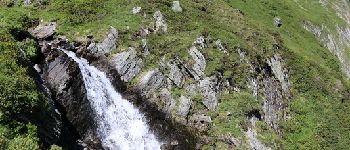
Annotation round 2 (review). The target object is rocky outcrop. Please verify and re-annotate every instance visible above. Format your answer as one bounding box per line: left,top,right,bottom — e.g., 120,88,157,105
199,76,220,110
42,50,102,149
176,95,192,123
153,11,168,33
268,54,290,94
303,20,350,79
87,27,118,57
138,68,165,93
168,59,187,87
29,22,56,39
110,47,143,82
188,46,206,80
246,117,272,150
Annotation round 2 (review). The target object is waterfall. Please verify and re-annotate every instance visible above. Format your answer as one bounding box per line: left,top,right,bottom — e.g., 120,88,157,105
62,50,161,150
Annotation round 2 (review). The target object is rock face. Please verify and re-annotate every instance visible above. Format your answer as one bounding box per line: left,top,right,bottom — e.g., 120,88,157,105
268,54,290,93
87,27,118,57
30,22,56,39
153,11,168,33
110,47,143,82
172,1,183,12
246,117,272,150
303,20,350,79
42,50,102,149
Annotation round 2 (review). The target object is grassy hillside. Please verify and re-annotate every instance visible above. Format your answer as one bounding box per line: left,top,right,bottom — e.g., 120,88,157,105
1,0,350,149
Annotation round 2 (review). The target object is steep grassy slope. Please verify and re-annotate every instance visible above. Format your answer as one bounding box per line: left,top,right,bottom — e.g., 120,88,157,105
1,0,350,149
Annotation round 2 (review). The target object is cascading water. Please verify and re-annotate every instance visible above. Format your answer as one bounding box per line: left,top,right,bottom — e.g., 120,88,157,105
62,50,161,150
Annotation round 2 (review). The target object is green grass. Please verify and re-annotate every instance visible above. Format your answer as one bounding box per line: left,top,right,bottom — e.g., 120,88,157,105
1,0,350,149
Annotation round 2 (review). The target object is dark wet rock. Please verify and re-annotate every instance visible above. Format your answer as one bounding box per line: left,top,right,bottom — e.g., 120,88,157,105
42,50,102,149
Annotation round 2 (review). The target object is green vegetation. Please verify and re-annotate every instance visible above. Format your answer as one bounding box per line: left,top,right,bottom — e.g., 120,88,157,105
1,0,350,149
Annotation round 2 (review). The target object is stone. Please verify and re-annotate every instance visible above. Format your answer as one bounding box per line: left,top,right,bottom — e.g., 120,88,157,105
188,46,206,80
34,64,41,73
274,18,282,27
110,47,143,82
87,26,118,57
159,88,176,115
132,7,142,14
176,95,192,118
30,22,56,39
199,76,219,110
168,60,187,88
138,68,165,93
172,1,183,12
153,11,168,33
185,83,199,95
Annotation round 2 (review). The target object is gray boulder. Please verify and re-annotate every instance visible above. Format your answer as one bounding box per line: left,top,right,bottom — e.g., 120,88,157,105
168,59,187,87
30,22,56,39
87,27,118,57
153,11,168,33
199,76,219,110
188,46,206,80
110,47,143,82
138,68,165,93
177,95,192,118
172,1,183,12
159,88,177,115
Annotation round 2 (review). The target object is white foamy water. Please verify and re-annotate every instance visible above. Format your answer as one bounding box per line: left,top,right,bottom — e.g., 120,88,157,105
63,50,161,150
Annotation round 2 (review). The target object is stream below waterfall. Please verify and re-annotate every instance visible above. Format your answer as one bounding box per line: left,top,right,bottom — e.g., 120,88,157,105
62,50,161,150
